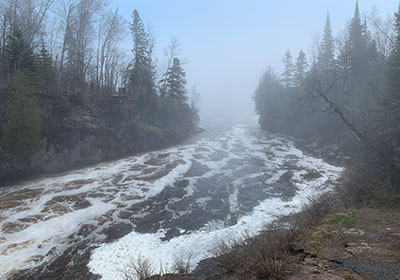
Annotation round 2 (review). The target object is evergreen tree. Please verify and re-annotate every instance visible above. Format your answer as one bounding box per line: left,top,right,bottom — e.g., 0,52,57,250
347,1,372,127
380,3,400,129
349,1,368,78
128,9,153,102
254,67,281,114
36,42,59,97
294,50,308,87
3,70,42,158
6,27,36,77
318,12,335,71
281,50,294,88
159,57,187,104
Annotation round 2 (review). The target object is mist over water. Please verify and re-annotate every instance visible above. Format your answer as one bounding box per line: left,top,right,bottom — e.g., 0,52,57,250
0,110,342,279
1,0,400,279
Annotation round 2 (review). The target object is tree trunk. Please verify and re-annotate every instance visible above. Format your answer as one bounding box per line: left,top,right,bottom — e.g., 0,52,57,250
316,87,382,159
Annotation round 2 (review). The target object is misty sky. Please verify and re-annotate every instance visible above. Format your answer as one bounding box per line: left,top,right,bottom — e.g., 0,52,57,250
114,0,398,116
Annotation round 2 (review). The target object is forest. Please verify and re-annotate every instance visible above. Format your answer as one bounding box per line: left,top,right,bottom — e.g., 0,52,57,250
1,1,400,280
0,0,199,180
255,1,400,195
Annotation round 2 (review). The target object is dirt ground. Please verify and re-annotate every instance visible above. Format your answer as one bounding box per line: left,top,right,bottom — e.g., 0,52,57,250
140,207,400,280
288,207,400,280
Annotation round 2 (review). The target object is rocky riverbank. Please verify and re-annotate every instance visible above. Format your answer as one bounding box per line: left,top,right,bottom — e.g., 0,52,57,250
0,96,199,184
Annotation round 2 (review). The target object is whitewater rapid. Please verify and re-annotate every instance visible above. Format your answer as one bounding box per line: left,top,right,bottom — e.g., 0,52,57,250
0,118,342,279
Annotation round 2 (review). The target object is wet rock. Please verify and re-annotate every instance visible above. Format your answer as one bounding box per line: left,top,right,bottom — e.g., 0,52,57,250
2,222,28,234
120,194,144,201
331,259,400,280
102,223,133,243
0,188,45,210
10,241,101,280
185,160,211,177
43,194,92,213
302,170,322,180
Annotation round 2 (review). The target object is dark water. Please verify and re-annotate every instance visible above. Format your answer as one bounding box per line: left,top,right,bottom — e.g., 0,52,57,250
0,114,342,279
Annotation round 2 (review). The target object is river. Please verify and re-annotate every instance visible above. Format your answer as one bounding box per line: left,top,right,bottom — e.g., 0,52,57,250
0,114,342,279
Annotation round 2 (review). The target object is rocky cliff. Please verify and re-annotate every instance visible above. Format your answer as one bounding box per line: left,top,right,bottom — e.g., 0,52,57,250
0,95,198,182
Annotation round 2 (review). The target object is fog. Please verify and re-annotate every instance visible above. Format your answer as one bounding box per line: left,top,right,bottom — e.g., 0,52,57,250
2,0,400,279
116,0,397,117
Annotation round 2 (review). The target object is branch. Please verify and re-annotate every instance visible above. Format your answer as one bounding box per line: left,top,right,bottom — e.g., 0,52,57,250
368,17,395,46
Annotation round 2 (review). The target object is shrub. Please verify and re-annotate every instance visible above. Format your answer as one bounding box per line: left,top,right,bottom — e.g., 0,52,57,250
212,192,341,280
172,253,192,275
121,255,154,280
213,226,292,280
340,163,400,208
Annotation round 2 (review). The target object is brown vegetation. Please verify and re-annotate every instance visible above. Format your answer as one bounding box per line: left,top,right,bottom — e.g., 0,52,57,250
203,162,399,280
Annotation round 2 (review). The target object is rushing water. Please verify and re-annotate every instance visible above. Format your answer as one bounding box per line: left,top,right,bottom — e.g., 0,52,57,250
0,115,342,279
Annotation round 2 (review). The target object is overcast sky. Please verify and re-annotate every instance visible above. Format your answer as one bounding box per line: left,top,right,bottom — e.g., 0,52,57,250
113,0,398,116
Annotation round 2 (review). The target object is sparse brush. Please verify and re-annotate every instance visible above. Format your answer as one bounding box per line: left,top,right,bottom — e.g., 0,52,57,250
121,255,154,280
213,225,292,279
172,252,193,275
341,163,400,208
297,192,341,226
211,194,342,280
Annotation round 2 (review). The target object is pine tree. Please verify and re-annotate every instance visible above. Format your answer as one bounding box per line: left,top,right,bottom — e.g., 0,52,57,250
6,26,36,77
254,67,281,113
128,9,153,102
36,42,59,97
349,1,368,78
318,12,335,71
380,3,400,129
159,57,187,104
294,50,308,87
281,50,294,88
3,70,42,159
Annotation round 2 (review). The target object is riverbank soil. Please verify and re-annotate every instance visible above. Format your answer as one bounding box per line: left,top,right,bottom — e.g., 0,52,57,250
288,207,400,280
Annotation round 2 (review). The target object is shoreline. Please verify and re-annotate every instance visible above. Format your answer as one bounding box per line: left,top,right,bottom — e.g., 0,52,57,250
0,125,204,188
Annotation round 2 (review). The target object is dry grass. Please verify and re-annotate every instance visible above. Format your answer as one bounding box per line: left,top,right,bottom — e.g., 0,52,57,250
213,226,291,280
121,255,154,280
171,253,192,275
120,253,194,280
211,192,342,280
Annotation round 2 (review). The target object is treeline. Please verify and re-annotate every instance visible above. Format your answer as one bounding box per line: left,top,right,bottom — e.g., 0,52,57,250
255,1,400,188
0,0,198,160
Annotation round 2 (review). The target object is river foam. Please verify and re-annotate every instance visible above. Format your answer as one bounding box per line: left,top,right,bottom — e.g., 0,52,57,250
88,124,342,279
0,120,342,279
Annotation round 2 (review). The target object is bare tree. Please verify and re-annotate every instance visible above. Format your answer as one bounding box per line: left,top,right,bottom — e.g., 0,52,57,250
56,0,76,83
56,0,106,95
164,37,181,71
94,6,125,95
306,65,382,161
367,6,395,59
189,85,200,111
18,0,55,48
159,37,181,93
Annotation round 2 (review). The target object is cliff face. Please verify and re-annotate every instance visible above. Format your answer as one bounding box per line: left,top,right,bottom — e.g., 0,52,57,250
0,95,198,182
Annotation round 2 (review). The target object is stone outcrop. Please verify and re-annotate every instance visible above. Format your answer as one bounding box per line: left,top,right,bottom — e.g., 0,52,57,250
0,96,199,182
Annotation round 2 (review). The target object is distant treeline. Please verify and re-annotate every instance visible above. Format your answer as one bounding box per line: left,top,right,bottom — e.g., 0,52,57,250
254,1,400,187
0,0,199,160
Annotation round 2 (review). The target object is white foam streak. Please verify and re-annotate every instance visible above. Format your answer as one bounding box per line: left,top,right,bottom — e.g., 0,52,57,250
88,124,343,280
0,119,343,279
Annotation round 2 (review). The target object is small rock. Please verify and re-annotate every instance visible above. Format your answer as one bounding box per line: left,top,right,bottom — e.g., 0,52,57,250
343,229,365,236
